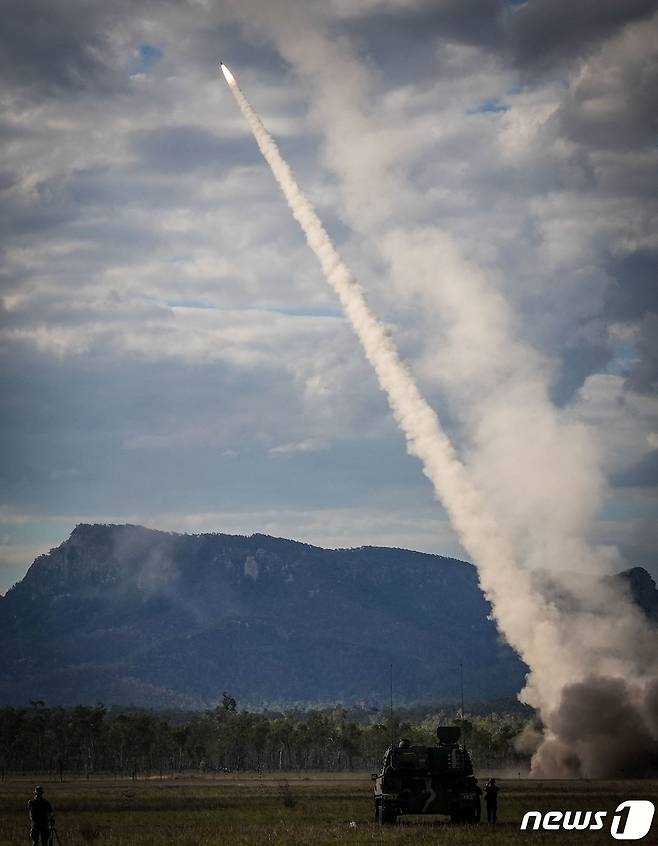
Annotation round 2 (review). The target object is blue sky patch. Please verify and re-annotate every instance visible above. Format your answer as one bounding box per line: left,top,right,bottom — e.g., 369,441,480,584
138,43,163,70
606,342,640,377
468,98,509,115
271,306,342,319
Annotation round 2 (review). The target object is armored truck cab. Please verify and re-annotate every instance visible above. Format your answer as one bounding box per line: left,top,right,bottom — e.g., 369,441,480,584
373,726,481,825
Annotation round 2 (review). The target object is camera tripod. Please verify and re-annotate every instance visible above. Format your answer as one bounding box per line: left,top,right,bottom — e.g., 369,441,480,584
48,817,62,846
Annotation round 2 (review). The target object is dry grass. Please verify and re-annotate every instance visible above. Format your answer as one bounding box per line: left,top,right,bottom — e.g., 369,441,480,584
0,773,656,845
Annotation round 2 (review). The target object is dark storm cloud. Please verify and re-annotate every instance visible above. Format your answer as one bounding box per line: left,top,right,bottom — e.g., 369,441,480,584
556,51,658,151
3,0,656,102
0,175,80,239
330,0,658,79
344,0,504,84
508,0,658,67
0,118,43,145
559,86,658,154
0,170,167,260
606,252,658,321
595,153,658,201
418,0,504,45
0,0,126,100
0,172,19,192
605,254,658,395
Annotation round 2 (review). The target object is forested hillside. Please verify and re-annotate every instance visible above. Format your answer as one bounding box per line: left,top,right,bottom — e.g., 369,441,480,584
0,524,525,707
2,524,654,709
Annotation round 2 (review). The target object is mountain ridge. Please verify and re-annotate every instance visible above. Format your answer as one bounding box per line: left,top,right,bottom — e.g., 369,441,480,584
1,523,655,709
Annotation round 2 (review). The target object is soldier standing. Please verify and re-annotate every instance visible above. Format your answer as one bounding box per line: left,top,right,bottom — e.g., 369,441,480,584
484,778,499,824
27,786,52,845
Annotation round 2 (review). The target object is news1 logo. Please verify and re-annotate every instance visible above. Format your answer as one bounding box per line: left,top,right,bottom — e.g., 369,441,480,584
520,800,655,840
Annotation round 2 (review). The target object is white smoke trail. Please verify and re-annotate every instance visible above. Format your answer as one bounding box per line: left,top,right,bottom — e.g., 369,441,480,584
221,64,658,775
220,63,565,675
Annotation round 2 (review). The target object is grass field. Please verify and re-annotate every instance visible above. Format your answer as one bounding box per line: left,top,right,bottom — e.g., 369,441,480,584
1,773,656,845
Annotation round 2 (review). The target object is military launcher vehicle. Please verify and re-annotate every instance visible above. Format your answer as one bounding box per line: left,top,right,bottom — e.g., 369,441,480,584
372,726,481,825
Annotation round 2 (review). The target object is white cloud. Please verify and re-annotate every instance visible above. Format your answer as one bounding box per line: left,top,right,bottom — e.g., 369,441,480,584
569,373,658,477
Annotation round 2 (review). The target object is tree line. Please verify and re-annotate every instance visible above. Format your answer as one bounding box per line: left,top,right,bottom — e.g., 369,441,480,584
0,695,530,779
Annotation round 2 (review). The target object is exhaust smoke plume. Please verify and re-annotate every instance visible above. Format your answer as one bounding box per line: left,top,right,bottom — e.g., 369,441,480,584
221,64,658,777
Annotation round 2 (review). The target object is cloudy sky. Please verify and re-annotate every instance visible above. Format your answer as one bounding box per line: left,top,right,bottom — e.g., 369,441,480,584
1,0,657,593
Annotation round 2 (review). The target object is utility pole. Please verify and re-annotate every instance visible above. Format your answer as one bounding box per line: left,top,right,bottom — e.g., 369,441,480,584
459,661,466,747
389,661,395,751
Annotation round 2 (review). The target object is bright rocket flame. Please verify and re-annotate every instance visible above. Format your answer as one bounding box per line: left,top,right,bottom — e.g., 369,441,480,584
220,63,236,86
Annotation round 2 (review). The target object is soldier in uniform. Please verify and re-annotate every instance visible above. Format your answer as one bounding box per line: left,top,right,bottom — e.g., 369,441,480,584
27,786,52,845
483,778,499,824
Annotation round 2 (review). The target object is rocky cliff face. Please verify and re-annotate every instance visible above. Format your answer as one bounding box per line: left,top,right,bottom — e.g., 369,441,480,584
1,524,654,709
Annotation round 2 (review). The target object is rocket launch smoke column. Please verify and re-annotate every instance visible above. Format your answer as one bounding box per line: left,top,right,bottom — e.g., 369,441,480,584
219,63,658,780
219,61,563,689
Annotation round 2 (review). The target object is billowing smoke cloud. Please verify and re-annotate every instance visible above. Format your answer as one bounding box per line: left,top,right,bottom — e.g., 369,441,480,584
532,676,658,778
221,62,658,776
